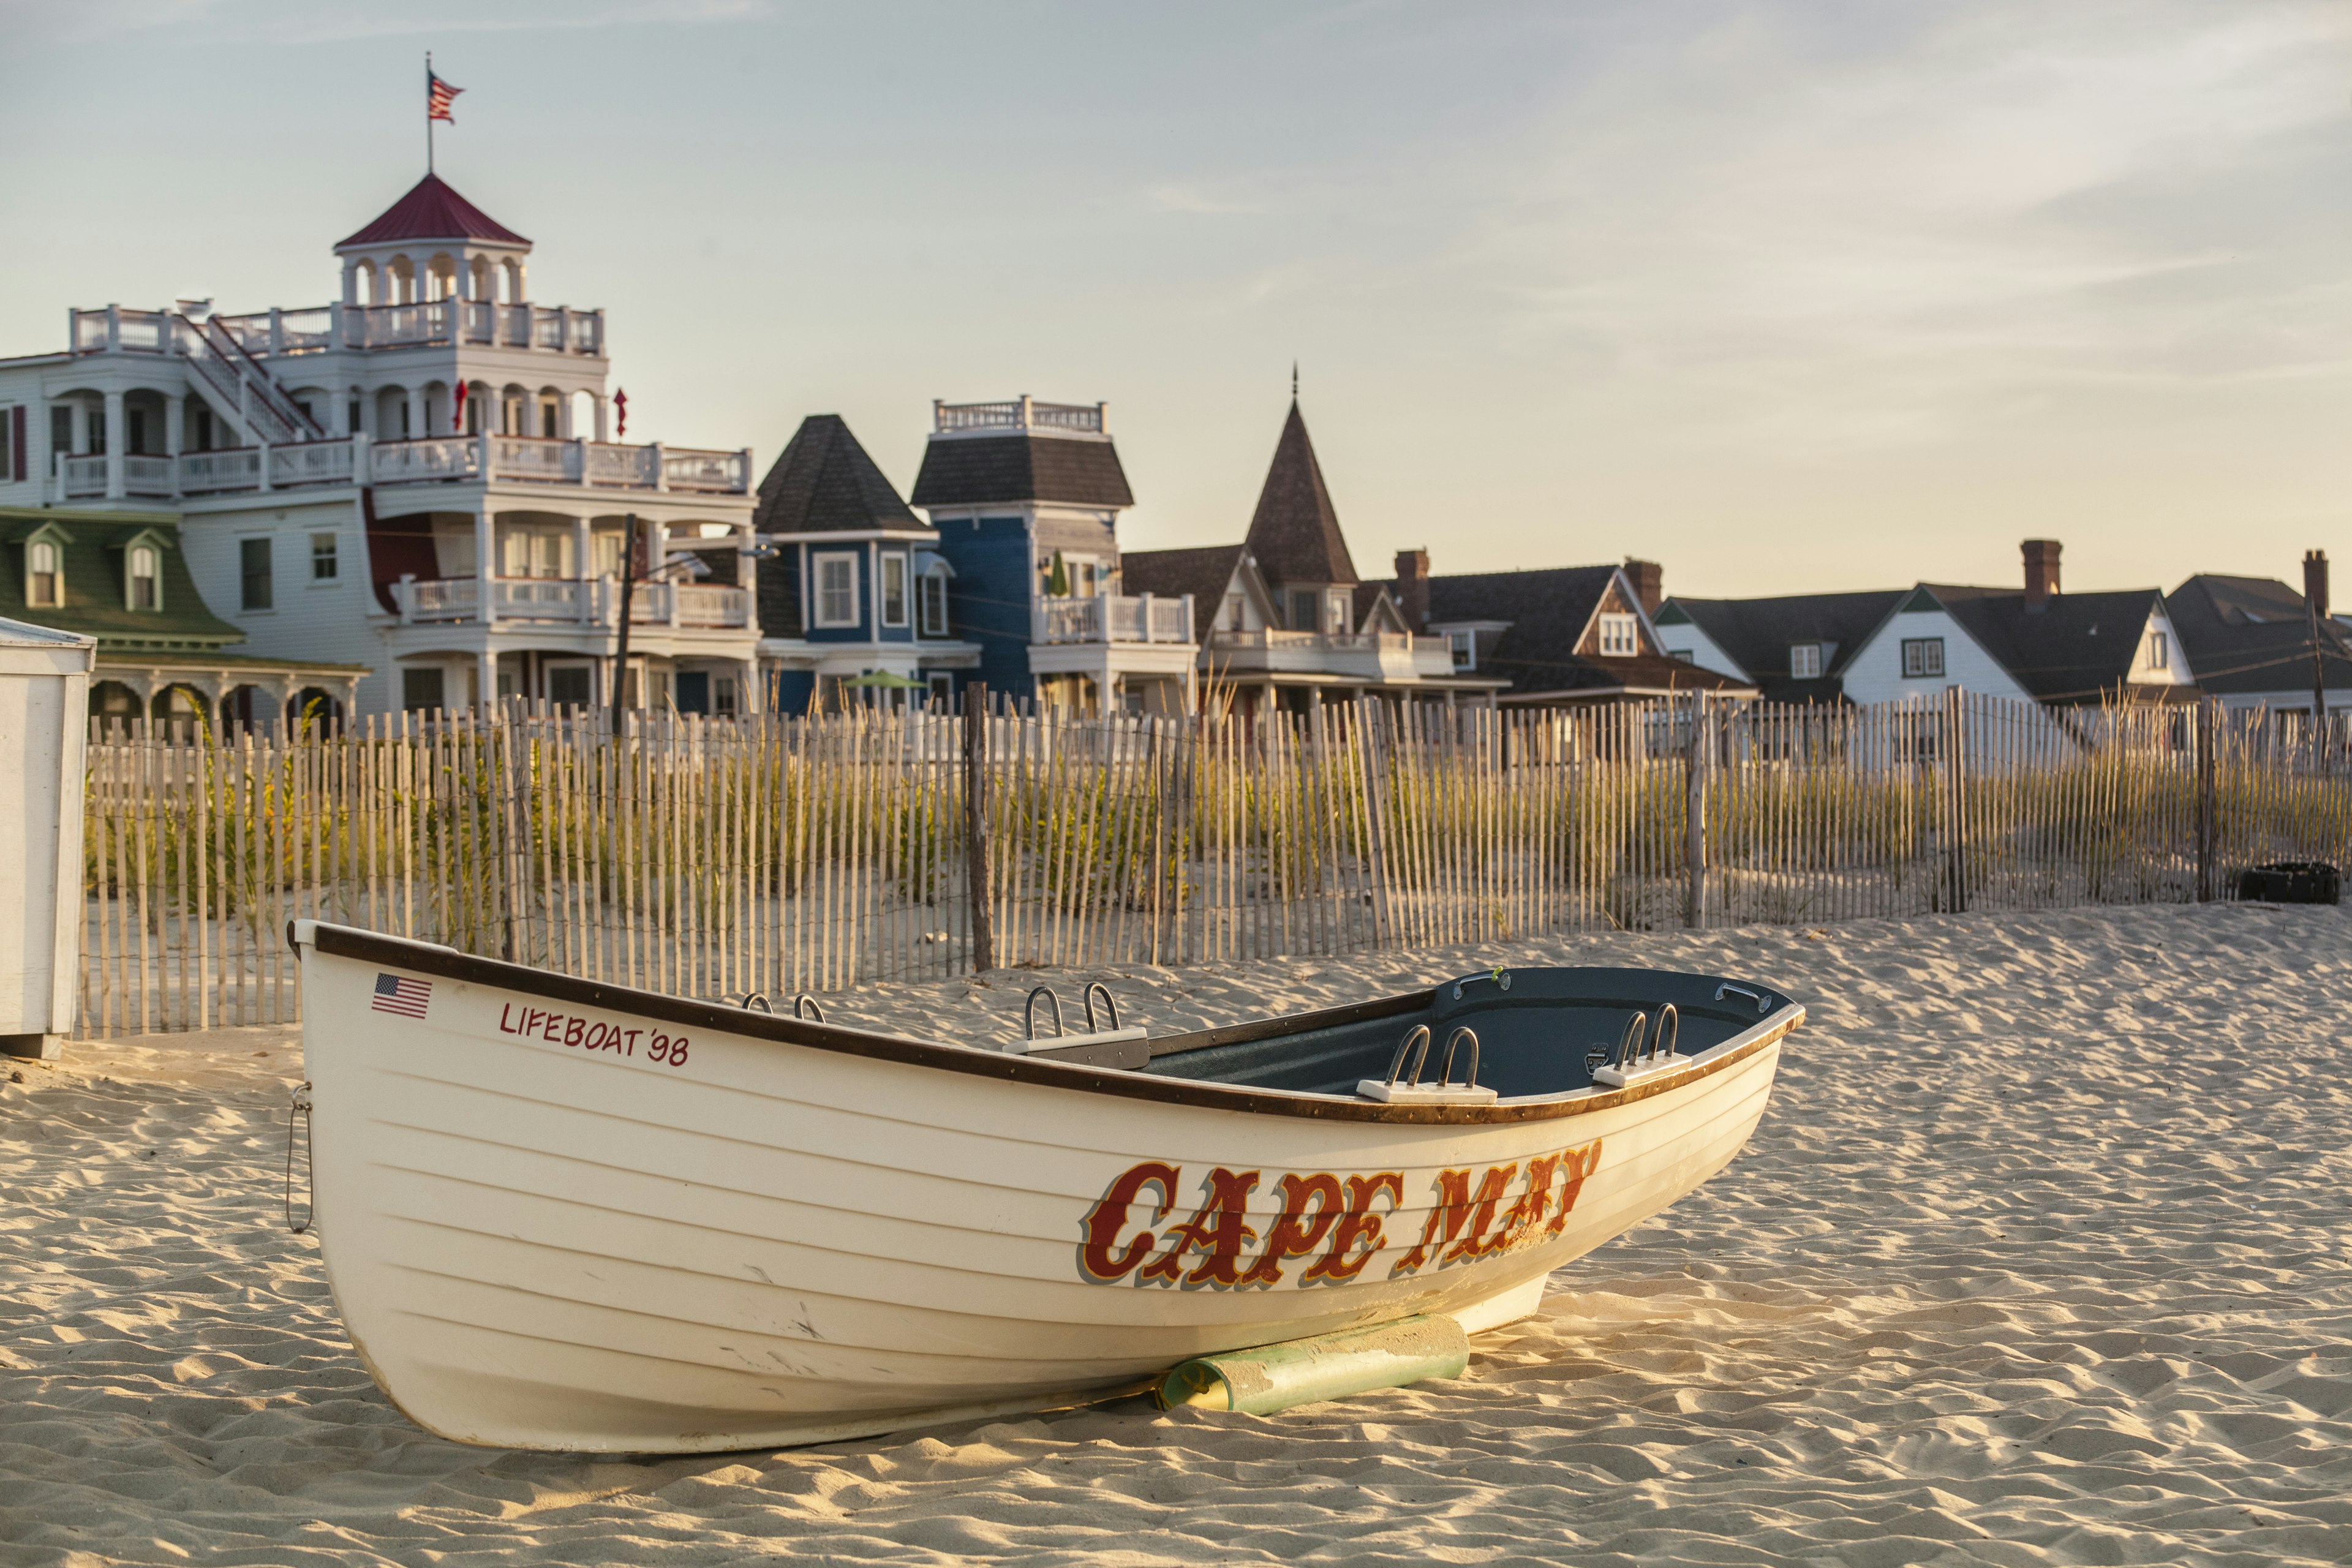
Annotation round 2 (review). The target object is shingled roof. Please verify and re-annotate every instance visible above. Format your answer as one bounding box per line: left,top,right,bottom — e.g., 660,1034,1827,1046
1121,545,1248,641
2166,574,2352,696
1427,567,1751,702
1244,402,1358,588
910,435,1134,510
337,173,529,250
1922,584,2176,703
754,416,930,537
0,511,243,650
1661,590,1908,703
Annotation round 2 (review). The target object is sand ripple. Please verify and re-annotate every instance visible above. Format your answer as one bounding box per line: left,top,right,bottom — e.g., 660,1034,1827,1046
4,905,2350,1564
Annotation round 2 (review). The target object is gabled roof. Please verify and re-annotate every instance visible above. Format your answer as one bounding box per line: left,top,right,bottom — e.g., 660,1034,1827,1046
1425,566,1750,700
0,510,243,650
1121,544,1250,642
1664,589,1909,703
1244,402,1358,587
911,434,1134,510
337,173,530,250
2165,573,2352,695
1915,584,2172,703
755,415,929,537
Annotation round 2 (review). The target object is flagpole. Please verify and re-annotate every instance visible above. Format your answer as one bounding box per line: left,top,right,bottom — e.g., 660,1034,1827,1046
426,51,435,173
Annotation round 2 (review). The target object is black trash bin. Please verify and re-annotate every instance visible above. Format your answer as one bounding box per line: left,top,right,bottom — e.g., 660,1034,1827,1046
2235,861,2342,905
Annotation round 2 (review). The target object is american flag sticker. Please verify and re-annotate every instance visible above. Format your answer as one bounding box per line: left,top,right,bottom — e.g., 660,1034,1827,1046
372,973,431,1019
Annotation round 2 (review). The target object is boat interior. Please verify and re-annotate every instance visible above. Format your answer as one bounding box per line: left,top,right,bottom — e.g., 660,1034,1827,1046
1018,967,1796,1102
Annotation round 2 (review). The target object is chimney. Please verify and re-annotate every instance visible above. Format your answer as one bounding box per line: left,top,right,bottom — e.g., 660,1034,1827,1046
1393,548,1430,631
2305,549,2330,620
2022,539,2062,609
1623,558,1663,616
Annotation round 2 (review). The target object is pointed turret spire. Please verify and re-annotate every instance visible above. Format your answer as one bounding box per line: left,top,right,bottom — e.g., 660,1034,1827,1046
1245,400,1359,587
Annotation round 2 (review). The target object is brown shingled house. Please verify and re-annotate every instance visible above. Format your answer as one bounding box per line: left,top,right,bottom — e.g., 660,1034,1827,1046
1119,399,1501,715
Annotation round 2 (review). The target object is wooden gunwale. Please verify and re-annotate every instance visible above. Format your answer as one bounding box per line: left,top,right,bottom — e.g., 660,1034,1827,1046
300,921,1801,1128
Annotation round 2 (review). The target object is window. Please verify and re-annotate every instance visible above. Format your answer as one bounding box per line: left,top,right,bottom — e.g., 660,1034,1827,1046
1289,590,1319,632
1226,593,1246,632
1327,592,1348,634
1667,647,1693,663
347,397,361,436
1789,642,1823,679
881,553,909,628
1597,613,1638,657
311,533,339,581
128,545,159,611
89,407,106,456
814,552,858,628
2147,631,2169,671
192,407,215,452
713,675,740,718
51,405,71,459
594,530,624,579
399,400,413,437
402,667,445,711
26,539,61,608
540,398,559,439
127,408,148,456
1901,637,1945,678
1076,560,1100,598
546,665,594,710
240,537,273,611
919,569,950,637
1448,630,1475,671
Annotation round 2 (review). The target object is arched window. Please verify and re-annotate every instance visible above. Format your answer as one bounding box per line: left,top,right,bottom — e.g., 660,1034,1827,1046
128,545,159,610
26,539,61,607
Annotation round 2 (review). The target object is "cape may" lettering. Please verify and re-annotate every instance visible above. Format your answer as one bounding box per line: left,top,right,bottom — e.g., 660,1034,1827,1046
1077,1139,1600,1289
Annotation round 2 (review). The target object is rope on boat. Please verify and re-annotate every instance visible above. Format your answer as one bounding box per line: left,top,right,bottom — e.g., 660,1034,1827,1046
284,1082,314,1235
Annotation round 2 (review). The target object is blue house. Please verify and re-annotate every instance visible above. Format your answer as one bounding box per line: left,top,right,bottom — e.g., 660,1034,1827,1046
911,396,1195,715
752,415,978,710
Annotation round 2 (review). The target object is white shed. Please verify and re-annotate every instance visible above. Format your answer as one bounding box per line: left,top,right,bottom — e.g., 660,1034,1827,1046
0,617,94,1061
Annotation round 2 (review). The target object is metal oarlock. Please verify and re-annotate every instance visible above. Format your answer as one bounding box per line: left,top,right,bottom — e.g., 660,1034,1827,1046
1023,986,1065,1041
737,992,774,1013
1082,982,1121,1033
285,1082,315,1235
1358,1022,1496,1104
790,993,826,1023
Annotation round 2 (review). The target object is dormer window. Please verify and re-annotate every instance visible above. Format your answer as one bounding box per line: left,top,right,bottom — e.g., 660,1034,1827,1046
1449,631,1475,670
1789,642,1822,679
128,545,159,611
26,539,61,608
1597,613,1639,657
2147,631,2169,671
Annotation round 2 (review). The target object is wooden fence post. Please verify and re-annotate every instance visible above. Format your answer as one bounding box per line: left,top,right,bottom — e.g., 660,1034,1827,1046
963,682,993,973
2196,696,2215,902
1684,692,1708,928
1945,685,1969,914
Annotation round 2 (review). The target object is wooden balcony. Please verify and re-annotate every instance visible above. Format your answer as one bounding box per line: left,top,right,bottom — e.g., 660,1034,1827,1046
1034,594,1194,646
57,434,752,503
393,575,753,630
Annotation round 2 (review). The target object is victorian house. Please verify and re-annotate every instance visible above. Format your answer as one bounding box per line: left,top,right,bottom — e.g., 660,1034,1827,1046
1121,399,1492,714
751,415,978,710
0,171,759,720
912,396,1197,715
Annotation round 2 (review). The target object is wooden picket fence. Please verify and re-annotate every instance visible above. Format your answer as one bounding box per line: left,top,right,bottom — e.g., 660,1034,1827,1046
77,690,2352,1036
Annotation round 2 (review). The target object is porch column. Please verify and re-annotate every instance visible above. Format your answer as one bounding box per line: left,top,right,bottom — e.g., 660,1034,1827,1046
164,394,184,457
102,389,126,499
555,393,573,440
590,393,608,443
571,514,592,606
475,650,495,712
405,385,426,443
475,507,499,627
67,399,87,458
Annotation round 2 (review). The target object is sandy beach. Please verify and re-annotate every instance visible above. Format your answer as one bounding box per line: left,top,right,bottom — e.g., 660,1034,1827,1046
4,903,2350,1566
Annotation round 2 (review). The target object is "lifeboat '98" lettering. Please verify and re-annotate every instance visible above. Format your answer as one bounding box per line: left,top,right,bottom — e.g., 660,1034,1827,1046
497,1003,690,1068
1077,1139,1600,1289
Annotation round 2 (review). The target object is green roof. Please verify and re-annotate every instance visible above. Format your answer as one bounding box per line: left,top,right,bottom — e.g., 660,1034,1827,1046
0,507,245,652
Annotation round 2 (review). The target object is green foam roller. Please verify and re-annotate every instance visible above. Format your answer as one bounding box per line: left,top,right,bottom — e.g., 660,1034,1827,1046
1155,1314,1470,1416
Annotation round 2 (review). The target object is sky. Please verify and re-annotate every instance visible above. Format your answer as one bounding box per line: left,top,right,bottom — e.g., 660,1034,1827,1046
2,0,2347,600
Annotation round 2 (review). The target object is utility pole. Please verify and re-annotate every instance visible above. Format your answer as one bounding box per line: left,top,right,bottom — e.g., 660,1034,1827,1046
610,513,639,739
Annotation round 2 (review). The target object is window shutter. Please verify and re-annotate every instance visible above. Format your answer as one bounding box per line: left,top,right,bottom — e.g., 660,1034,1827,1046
9,405,22,482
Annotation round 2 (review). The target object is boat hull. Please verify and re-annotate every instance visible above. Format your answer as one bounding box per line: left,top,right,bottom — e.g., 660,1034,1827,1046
296,932,1792,1452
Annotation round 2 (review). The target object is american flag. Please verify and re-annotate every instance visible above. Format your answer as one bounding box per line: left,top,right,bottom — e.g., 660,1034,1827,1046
372,973,431,1019
428,72,462,124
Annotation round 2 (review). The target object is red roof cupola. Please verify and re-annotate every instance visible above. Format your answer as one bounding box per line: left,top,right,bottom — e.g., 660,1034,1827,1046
336,173,529,251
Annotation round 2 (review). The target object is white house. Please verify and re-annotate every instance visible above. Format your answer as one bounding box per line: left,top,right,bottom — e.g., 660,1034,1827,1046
0,172,759,720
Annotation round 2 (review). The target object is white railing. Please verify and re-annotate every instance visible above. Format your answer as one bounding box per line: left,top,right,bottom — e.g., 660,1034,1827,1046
58,454,106,498
351,301,451,348
401,578,480,622
371,436,481,484
662,447,748,492
494,578,586,620
585,442,658,488
674,584,752,627
276,307,333,354
269,439,355,488
1036,594,1194,645
178,449,263,494
491,435,575,484
933,396,1107,434
123,454,175,497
